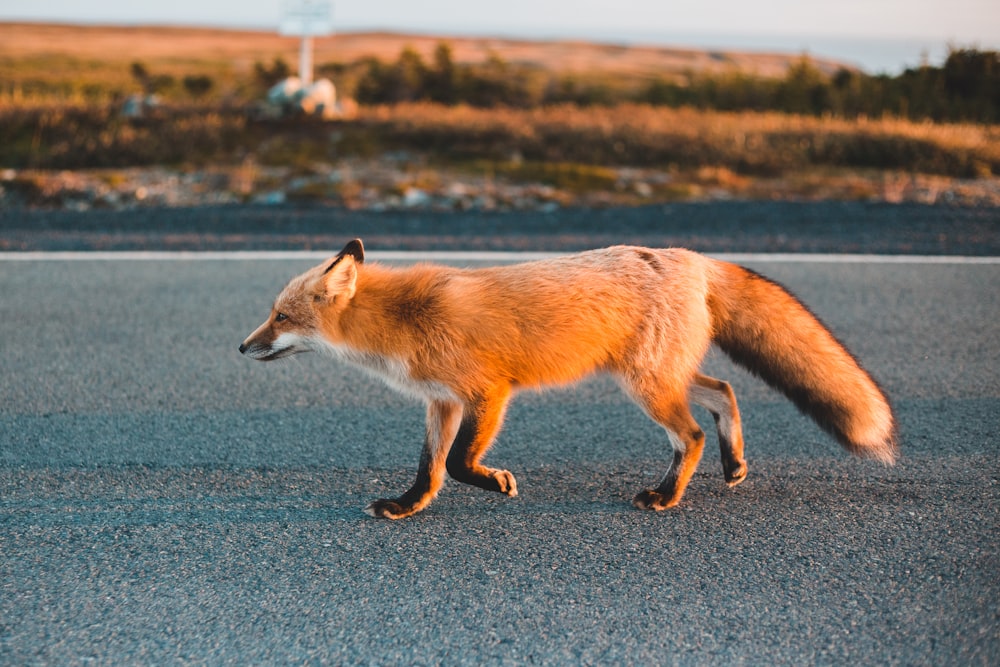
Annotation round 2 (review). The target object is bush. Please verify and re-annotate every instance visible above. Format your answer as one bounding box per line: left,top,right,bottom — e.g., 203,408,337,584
183,75,214,99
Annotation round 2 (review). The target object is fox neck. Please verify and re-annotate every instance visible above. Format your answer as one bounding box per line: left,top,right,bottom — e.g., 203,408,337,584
335,263,446,345
316,264,459,402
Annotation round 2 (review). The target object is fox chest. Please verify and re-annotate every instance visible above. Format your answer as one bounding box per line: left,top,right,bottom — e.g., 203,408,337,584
330,346,458,403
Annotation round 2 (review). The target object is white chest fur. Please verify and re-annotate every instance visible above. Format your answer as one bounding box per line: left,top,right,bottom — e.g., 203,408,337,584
311,337,458,403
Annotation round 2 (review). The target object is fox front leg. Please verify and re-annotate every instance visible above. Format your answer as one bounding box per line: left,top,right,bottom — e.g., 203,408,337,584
445,386,518,497
365,400,462,519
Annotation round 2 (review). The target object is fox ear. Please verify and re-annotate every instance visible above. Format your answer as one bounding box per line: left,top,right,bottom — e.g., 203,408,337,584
323,255,357,300
337,238,364,264
320,239,364,300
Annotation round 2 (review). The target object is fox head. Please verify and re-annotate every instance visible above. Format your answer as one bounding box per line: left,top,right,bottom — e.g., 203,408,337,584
239,238,365,361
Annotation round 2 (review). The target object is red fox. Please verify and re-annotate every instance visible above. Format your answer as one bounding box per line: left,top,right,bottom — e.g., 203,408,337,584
240,239,896,519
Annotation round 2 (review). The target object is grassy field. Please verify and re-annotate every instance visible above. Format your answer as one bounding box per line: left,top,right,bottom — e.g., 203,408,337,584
360,104,1000,176
1,23,996,207
0,22,852,105
3,102,996,177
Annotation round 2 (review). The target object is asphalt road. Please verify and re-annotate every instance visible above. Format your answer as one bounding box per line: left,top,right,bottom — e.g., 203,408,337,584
1,212,999,664
2,200,999,254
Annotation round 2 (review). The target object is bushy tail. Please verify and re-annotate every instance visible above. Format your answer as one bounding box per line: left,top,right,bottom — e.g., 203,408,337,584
707,259,897,463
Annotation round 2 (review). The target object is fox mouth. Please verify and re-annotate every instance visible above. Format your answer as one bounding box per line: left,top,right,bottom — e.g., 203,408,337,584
239,342,301,361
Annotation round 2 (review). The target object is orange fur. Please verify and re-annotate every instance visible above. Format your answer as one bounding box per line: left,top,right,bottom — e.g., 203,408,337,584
240,239,896,519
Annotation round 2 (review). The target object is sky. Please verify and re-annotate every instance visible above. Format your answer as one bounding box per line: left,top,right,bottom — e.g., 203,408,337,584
1,0,998,73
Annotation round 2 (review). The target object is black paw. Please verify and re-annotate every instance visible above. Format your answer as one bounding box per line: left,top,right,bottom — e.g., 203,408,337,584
724,461,748,487
632,489,678,511
364,499,416,519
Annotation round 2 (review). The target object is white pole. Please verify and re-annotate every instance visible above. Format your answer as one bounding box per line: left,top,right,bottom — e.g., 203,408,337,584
299,35,313,86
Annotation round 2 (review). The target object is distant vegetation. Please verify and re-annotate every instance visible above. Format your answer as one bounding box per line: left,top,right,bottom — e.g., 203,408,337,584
344,44,1000,123
2,38,998,123
0,38,997,180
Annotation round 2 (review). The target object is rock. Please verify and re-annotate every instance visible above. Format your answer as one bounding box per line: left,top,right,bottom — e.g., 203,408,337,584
402,187,431,208
296,79,336,118
261,77,342,119
266,77,303,105
121,94,160,118
252,191,287,205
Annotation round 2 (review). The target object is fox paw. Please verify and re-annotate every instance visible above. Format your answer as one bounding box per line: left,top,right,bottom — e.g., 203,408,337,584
632,489,679,511
493,470,518,497
364,499,419,520
724,461,748,487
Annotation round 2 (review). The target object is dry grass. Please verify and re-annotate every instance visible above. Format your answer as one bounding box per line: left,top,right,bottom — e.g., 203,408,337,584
0,105,251,168
0,22,862,107
0,22,850,78
2,102,997,180
359,103,1000,177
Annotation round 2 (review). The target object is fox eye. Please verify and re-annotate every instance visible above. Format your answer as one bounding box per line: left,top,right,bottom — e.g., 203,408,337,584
274,312,289,323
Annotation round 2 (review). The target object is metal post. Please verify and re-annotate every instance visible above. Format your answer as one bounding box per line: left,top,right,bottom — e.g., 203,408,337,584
300,35,313,85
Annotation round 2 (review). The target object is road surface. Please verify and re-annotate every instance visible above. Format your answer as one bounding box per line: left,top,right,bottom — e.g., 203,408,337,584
1,208,998,664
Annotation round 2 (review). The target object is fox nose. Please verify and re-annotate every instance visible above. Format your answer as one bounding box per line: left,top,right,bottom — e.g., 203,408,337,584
239,343,247,354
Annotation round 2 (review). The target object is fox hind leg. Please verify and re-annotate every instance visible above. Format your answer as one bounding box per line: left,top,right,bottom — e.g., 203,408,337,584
365,400,462,519
630,390,707,511
446,385,518,498
690,373,748,486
